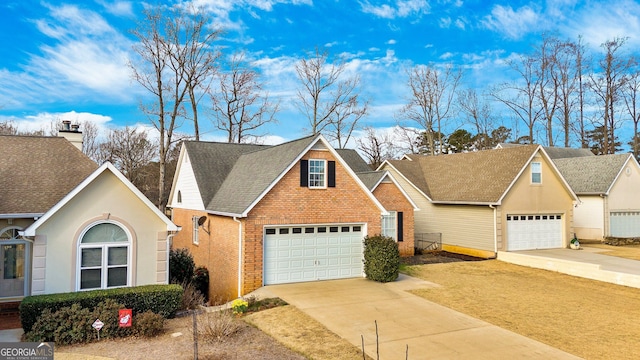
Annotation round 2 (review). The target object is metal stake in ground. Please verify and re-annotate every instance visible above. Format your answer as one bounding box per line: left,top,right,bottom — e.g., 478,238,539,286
192,310,198,360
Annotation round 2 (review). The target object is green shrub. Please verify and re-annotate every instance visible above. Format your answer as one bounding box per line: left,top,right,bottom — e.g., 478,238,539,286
170,248,195,285
24,299,164,344
20,284,182,332
25,304,93,344
134,311,165,337
363,235,400,283
193,266,209,302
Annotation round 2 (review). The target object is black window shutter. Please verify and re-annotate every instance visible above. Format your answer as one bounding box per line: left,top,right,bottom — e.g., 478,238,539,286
328,161,336,187
397,212,404,242
300,160,308,187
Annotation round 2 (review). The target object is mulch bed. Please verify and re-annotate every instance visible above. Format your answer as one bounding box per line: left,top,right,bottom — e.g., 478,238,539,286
402,251,485,265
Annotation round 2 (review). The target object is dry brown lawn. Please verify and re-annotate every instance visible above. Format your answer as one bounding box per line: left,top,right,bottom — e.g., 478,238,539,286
583,243,640,260
57,305,366,360
403,260,640,360
246,306,373,360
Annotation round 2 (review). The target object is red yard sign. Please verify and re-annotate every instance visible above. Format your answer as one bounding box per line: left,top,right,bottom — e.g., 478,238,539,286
119,309,132,327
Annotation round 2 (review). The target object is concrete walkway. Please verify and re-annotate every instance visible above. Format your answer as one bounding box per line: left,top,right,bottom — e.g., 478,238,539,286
255,275,580,359
498,248,640,288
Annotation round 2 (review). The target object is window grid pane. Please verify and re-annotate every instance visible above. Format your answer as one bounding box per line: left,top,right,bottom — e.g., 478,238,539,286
531,162,542,183
80,269,101,290
107,267,127,287
308,160,326,187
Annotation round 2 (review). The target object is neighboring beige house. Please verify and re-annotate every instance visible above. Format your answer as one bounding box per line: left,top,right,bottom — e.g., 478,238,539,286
380,145,578,258
554,154,640,240
0,133,178,304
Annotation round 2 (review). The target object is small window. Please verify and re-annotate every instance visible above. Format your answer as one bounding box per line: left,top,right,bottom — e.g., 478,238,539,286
528,215,533,220
192,216,199,245
353,226,361,232
531,162,542,184
507,215,512,220
177,191,182,203
557,215,562,220
265,228,276,235
535,215,541,220
329,227,339,232
543,215,548,220
305,227,315,234
382,211,397,240
341,226,350,232
279,228,289,234
292,228,302,234
309,159,326,188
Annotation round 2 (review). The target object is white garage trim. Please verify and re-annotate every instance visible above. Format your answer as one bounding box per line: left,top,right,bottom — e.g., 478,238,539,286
263,223,365,285
507,214,563,251
610,211,640,238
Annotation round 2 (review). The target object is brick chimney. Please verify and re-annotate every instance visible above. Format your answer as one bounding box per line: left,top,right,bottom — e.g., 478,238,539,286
58,120,83,151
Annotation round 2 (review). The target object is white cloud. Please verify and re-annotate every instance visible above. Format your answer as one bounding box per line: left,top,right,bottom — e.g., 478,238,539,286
562,0,640,49
455,17,466,30
481,5,540,40
98,1,134,17
0,4,135,110
439,52,454,60
360,0,429,19
0,111,115,136
387,39,397,45
439,17,452,28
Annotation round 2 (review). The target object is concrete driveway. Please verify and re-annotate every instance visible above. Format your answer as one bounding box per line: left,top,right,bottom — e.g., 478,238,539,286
257,275,580,359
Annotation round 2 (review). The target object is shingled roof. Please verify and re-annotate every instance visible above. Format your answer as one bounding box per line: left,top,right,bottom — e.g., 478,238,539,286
386,145,542,203
553,154,632,194
0,135,98,215
543,146,594,159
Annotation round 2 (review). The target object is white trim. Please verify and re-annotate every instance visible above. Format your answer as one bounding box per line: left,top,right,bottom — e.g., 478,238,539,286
369,171,420,210
76,220,132,291
308,158,328,189
0,226,30,299
241,134,388,217
23,162,178,237
0,213,43,219
378,160,435,202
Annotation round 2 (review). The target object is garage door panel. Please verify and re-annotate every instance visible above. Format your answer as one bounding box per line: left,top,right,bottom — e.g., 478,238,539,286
264,224,365,285
610,212,640,237
507,214,563,251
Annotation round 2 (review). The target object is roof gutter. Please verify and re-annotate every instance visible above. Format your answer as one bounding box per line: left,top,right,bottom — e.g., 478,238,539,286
206,210,244,218
233,216,243,298
431,200,500,206
0,213,44,219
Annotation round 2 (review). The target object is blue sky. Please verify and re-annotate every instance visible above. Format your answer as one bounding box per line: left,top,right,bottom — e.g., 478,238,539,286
1,0,640,147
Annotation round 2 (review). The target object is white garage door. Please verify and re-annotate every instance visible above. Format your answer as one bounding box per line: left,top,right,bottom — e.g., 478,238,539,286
264,224,364,285
610,212,640,237
507,214,563,251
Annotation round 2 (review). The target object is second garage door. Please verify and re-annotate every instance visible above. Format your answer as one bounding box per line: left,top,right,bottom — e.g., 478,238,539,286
263,224,364,285
507,214,563,251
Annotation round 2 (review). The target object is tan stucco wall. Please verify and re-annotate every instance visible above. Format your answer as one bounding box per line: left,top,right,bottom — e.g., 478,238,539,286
35,171,169,295
608,160,640,211
573,196,605,241
500,154,575,250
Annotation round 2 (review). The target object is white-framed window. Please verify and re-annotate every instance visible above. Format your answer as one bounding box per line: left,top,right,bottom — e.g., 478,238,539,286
309,159,326,188
531,162,542,184
78,222,130,291
382,211,397,240
192,216,199,245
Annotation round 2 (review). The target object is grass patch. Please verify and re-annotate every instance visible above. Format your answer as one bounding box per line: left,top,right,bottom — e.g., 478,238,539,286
245,305,374,360
403,260,640,360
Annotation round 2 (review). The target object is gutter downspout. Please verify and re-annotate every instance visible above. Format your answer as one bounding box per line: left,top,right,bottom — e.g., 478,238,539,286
234,217,242,298
489,205,497,256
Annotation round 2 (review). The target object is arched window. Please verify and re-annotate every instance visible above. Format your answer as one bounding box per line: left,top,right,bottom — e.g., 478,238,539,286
78,222,130,290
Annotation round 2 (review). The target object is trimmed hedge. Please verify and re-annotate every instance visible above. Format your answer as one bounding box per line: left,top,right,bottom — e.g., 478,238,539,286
20,284,182,332
363,235,400,283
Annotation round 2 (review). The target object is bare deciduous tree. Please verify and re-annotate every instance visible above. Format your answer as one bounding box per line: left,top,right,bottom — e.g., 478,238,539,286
129,5,218,209
295,47,367,138
490,55,543,145
99,126,158,189
457,88,495,150
623,69,640,158
80,121,101,163
356,127,397,168
589,37,634,154
211,53,279,143
396,64,461,155
0,120,18,135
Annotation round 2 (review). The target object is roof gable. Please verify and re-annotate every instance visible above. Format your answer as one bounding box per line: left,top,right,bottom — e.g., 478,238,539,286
554,154,633,194
0,135,98,216
23,162,177,236
387,145,545,203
